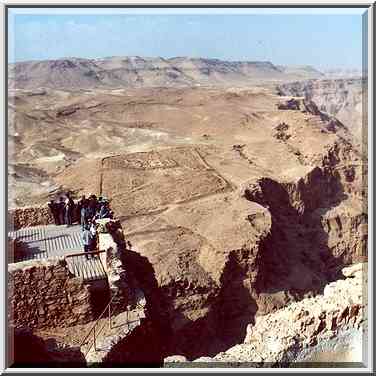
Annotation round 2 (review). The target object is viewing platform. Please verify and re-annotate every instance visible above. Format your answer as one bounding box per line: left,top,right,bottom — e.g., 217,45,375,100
8,224,107,282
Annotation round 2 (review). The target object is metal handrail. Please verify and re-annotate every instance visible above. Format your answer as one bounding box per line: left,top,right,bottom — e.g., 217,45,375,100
65,250,105,258
80,291,119,355
80,293,147,356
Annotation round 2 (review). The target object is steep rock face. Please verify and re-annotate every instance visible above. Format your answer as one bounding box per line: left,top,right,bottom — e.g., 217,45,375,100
122,123,365,360
277,79,364,143
243,135,365,311
318,205,367,265
167,262,366,367
98,317,165,367
125,203,273,359
211,262,367,366
8,82,366,364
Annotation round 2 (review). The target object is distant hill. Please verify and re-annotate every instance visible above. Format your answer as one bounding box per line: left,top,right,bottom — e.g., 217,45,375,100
8,56,324,90
322,67,363,79
276,65,325,79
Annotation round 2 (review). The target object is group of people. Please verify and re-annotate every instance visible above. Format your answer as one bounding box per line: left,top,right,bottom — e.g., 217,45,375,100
48,193,76,226
48,193,114,259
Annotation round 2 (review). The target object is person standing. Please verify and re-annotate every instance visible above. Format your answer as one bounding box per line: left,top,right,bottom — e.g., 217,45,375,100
80,201,89,230
65,193,75,226
87,195,97,222
57,197,65,225
76,195,86,224
89,220,98,255
48,199,60,225
82,223,94,260
98,201,111,219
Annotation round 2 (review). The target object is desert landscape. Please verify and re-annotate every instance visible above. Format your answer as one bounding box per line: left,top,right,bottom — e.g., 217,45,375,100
8,55,368,367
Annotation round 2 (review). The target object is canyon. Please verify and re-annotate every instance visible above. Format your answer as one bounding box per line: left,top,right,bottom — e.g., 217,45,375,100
277,78,365,145
8,57,367,367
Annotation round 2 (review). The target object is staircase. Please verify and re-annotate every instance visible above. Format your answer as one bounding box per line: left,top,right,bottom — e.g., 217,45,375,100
9,224,107,282
80,288,147,365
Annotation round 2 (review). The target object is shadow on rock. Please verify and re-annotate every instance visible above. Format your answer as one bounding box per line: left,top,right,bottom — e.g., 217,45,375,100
87,279,110,317
10,326,86,368
148,248,258,361
212,250,258,354
245,168,350,309
105,249,172,366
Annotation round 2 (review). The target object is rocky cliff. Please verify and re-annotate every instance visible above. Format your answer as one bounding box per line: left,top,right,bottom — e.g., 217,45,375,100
277,79,365,144
165,262,367,367
8,80,367,365
39,91,366,361
209,263,366,366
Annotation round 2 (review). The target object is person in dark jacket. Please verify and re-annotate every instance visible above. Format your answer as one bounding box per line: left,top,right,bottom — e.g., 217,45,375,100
87,195,97,221
98,201,112,219
57,197,65,225
48,199,60,225
97,196,103,213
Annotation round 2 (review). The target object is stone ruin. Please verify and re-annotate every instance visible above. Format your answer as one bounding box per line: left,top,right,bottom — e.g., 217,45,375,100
8,210,150,367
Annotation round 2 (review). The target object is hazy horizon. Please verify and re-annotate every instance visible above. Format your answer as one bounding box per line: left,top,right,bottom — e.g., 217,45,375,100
8,8,366,70
7,54,363,73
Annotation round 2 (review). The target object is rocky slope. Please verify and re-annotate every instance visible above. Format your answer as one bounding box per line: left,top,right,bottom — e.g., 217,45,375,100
165,262,367,366
277,79,364,144
34,91,365,359
8,71,367,363
8,56,323,90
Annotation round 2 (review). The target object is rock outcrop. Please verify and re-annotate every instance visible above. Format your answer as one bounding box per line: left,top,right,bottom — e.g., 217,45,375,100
213,262,367,366
165,263,366,367
242,134,366,311
277,79,364,144
8,80,367,364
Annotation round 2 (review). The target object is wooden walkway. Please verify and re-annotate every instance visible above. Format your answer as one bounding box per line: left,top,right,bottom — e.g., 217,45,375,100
9,224,107,282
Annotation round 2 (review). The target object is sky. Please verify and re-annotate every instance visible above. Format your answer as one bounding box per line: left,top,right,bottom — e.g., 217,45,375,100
8,8,367,70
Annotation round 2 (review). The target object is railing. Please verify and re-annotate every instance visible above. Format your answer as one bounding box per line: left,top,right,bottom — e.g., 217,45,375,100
80,291,119,356
65,250,106,258
79,292,147,357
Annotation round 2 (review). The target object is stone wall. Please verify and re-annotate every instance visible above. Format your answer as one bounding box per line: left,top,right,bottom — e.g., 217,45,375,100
97,219,131,312
8,258,96,330
8,206,54,231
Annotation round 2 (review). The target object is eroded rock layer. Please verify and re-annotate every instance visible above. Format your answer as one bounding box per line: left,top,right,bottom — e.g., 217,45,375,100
9,83,367,362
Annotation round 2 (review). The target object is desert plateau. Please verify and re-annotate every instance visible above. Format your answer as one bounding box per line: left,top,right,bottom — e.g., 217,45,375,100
8,55,368,367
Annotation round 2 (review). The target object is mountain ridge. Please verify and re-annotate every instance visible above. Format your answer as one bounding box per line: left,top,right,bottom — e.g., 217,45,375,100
8,56,324,90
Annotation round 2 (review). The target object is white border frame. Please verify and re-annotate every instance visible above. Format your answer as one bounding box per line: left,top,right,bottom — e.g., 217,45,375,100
1,1,373,373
